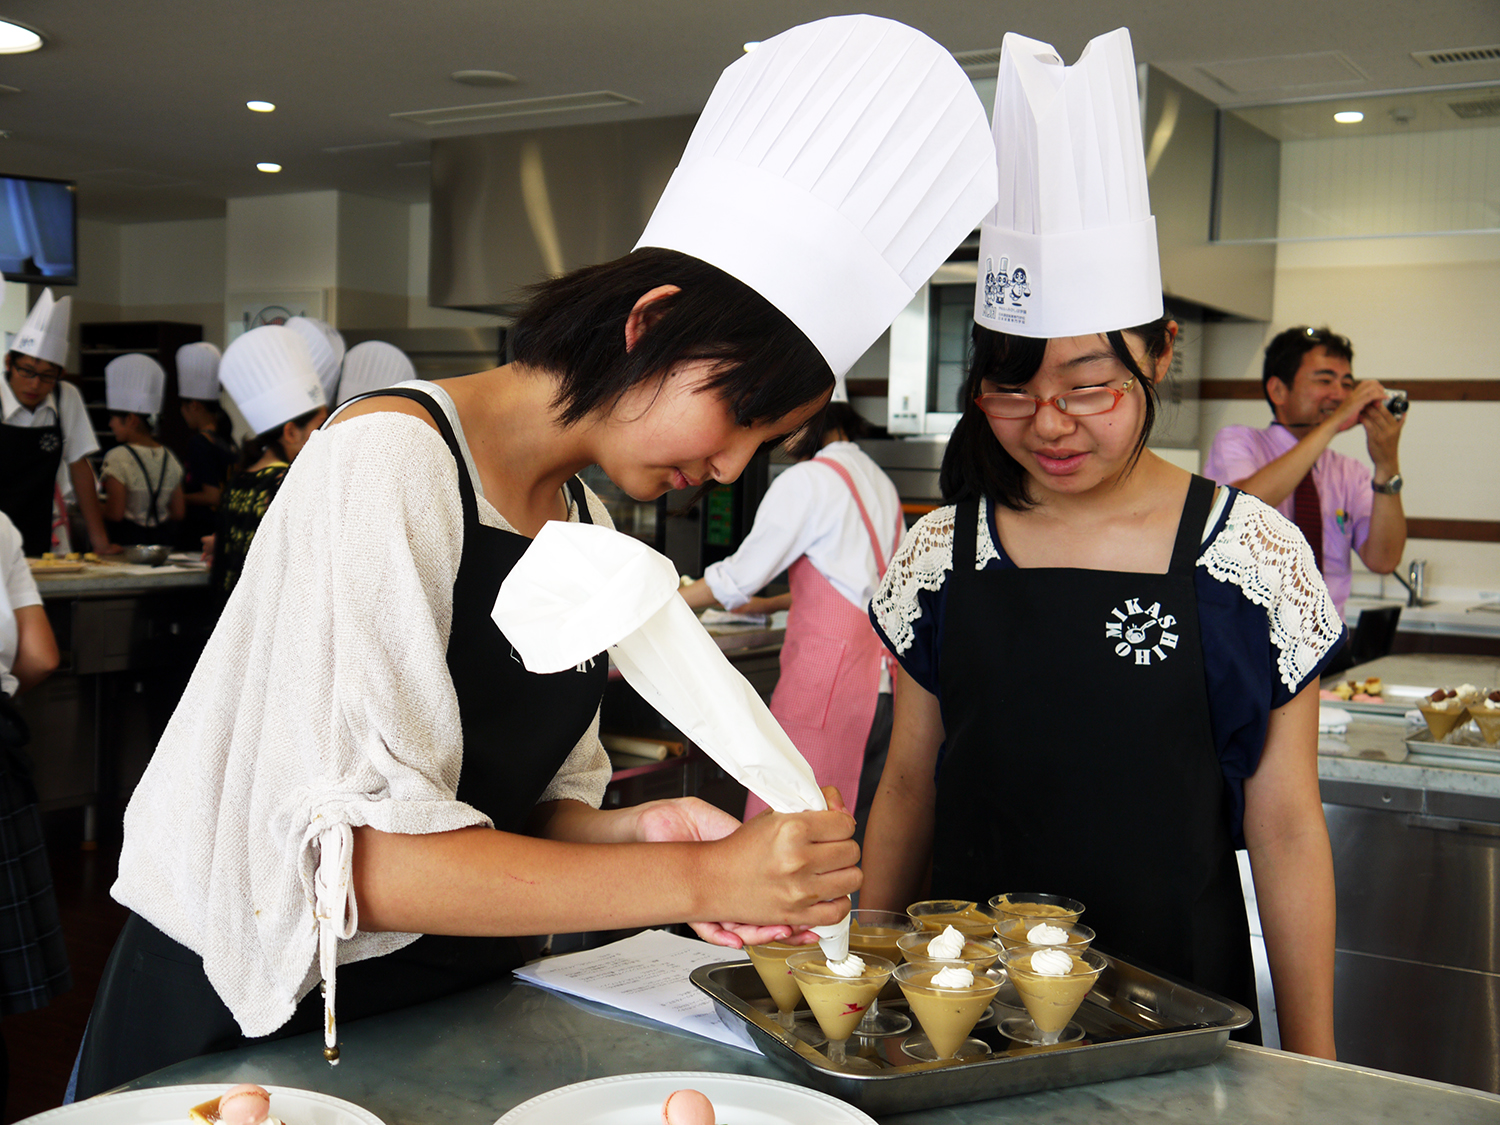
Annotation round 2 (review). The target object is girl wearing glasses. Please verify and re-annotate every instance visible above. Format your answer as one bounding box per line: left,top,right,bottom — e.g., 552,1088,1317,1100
860,29,1340,1059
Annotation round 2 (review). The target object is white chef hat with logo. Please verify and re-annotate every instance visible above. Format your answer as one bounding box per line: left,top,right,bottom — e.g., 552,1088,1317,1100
635,14,997,380
974,28,1161,339
105,353,167,415
285,316,346,404
337,340,416,405
176,341,222,401
220,325,327,437
11,288,73,368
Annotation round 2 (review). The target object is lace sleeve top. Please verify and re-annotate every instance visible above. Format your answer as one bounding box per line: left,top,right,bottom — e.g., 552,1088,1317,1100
869,486,1347,844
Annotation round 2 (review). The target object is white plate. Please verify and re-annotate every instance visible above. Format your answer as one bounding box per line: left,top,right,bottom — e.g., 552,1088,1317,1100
16,1085,385,1125
495,1071,876,1124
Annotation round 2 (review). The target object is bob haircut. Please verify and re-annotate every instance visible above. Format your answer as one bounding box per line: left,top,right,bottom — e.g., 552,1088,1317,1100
783,400,871,462
940,316,1173,511
1261,326,1353,412
510,247,833,429
238,406,325,474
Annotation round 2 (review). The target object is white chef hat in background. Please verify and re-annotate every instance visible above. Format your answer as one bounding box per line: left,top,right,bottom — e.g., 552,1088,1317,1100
176,341,223,401
635,14,997,380
336,340,417,405
12,288,73,368
220,325,327,437
285,316,346,404
105,353,167,416
974,28,1162,339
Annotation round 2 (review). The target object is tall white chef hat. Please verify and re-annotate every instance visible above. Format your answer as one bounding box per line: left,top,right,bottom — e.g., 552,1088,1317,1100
220,325,327,437
974,28,1162,339
336,340,417,405
635,14,997,380
285,316,346,403
11,288,73,368
105,353,166,416
176,341,222,401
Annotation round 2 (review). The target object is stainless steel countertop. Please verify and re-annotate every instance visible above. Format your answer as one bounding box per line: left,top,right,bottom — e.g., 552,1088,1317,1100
116,973,1500,1123
32,562,209,598
1343,595,1500,638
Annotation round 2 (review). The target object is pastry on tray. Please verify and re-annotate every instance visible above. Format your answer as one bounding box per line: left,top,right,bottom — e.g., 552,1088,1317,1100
1469,691,1500,747
1419,689,1471,742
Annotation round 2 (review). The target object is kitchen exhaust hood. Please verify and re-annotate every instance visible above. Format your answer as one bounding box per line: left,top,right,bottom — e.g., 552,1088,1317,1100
428,116,696,314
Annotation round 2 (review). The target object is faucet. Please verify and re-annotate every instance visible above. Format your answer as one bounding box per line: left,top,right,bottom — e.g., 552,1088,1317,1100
1390,559,1427,607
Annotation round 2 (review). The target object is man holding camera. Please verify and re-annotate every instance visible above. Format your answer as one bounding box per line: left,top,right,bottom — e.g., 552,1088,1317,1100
1204,325,1407,617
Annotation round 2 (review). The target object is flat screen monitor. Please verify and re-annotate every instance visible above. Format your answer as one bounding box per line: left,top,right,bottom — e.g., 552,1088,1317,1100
0,174,76,285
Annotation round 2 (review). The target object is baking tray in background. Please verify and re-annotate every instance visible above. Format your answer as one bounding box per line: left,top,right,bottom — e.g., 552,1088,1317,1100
1406,733,1500,770
691,957,1251,1115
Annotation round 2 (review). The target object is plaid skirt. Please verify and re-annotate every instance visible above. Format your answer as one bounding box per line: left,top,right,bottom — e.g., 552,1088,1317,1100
0,762,71,1015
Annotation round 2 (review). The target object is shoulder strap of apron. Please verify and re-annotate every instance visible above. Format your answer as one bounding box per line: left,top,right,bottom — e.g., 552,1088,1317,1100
952,497,980,587
332,388,592,527
1168,474,1217,576
814,456,892,576
122,445,167,527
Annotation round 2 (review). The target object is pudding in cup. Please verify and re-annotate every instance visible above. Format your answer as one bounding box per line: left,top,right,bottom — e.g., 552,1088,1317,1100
998,945,1107,1046
907,899,996,938
988,892,1085,930
787,950,895,1068
744,940,824,1045
1469,692,1500,746
897,925,1001,970
847,909,918,1037
993,918,1095,953
895,961,1002,1062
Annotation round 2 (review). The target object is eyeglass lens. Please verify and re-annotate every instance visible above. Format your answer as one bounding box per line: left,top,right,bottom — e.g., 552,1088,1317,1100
979,387,1119,419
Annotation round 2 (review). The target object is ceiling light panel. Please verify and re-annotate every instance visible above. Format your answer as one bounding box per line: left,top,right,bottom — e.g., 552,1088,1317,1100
247,100,275,112
0,20,41,54
392,91,640,127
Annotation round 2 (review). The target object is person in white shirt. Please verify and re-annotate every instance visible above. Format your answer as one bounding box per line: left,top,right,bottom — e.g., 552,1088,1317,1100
0,290,115,556
680,399,904,827
98,354,186,545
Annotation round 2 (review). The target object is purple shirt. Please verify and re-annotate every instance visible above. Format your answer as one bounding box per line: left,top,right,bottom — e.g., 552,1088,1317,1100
1203,423,1371,615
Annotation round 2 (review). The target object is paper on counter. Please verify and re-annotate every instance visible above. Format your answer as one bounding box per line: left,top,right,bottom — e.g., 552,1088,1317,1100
513,929,759,1053
493,521,850,960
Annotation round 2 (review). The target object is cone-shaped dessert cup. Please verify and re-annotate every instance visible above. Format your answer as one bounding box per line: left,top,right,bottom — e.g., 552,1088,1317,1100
999,946,1107,1046
897,928,1004,1039
787,950,894,1068
847,909,917,1037
1419,702,1470,742
744,940,825,1046
906,899,996,938
895,961,1002,1062
1469,703,1500,746
993,918,1095,952
988,892,1085,930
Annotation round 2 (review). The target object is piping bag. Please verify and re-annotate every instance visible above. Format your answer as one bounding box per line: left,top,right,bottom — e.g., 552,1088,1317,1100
492,520,851,961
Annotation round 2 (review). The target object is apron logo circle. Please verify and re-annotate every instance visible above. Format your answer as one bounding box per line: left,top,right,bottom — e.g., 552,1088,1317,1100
1104,597,1180,666
39,433,59,454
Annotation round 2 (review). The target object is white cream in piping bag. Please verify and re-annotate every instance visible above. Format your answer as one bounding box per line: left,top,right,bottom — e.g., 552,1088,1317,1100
927,924,965,959
1030,948,1074,976
1027,922,1070,945
826,953,867,978
932,965,975,989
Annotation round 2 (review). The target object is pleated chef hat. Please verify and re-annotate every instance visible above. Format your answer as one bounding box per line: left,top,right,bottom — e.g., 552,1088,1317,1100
285,316,346,403
176,341,222,401
336,340,416,405
635,14,997,379
974,28,1161,339
220,325,327,437
105,353,166,416
12,288,72,368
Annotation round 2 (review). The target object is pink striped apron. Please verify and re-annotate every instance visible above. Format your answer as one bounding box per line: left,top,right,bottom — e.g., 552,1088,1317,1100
746,457,903,820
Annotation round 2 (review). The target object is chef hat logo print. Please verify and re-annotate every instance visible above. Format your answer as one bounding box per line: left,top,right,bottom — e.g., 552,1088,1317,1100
979,255,1032,323
1104,597,1179,666
39,432,59,454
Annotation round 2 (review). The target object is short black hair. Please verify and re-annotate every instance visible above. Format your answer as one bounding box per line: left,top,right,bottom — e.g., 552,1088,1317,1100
1262,326,1353,411
940,317,1173,511
783,400,870,461
510,247,833,429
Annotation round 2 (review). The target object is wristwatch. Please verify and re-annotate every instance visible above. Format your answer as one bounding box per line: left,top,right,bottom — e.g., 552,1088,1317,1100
1372,474,1403,495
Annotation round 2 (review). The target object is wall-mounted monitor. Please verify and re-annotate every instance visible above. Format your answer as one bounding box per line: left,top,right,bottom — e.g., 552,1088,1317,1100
0,174,76,285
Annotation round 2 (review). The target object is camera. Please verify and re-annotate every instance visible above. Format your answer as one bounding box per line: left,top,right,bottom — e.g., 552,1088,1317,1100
1383,389,1409,417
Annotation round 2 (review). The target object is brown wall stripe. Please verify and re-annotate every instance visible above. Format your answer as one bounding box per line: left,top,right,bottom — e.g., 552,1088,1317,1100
1201,380,1500,402
1407,518,1500,544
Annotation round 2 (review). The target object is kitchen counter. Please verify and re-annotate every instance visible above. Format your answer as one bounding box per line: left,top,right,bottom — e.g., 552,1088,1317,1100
117,971,1500,1124
1344,594,1500,639
32,561,210,598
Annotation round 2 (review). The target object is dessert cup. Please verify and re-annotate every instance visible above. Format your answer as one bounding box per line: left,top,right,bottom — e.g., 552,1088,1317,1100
788,950,895,1069
897,930,1004,1029
847,909,917,1038
1468,705,1500,746
998,946,1106,1046
895,962,1002,1062
988,893,1085,930
993,918,1095,952
906,899,996,938
1419,703,1470,742
744,940,825,1045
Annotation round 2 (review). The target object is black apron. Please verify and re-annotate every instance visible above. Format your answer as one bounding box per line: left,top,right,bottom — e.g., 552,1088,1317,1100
0,402,64,557
932,474,1255,1019
75,387,608,1095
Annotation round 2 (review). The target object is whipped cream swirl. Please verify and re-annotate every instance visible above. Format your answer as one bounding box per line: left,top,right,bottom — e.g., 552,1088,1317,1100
1030,948,1074,976
926,924,965,959
1027,922,1070,945
931,965,975,989
826,953,867,978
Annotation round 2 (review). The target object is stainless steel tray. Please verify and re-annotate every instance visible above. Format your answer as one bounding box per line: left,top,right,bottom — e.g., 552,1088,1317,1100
691,955,1252,1115
1406,736,1500,769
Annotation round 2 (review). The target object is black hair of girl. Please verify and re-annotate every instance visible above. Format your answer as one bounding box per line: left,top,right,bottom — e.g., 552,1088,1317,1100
235,407,324,473
108,410,155,436
783,400,870,461
511,247,834,429
939,316,1173,510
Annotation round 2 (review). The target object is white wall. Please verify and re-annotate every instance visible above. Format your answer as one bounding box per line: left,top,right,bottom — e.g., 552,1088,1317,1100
336,193,407,297
119,218,225,307
226,191,340,291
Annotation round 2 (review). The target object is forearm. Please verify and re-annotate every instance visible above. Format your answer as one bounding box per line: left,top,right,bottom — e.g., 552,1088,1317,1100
1230,423,1337,508
679,577,723,611
1248,827,1337,1058
1356,494,1406,574
10,605,58,692
859,779,933,913
71,461,112,549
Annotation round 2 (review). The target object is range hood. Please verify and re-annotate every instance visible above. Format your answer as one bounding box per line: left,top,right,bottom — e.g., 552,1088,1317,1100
428,116,696,314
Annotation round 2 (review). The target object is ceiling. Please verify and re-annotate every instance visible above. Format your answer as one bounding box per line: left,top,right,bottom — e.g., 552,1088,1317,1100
0,0,1496,223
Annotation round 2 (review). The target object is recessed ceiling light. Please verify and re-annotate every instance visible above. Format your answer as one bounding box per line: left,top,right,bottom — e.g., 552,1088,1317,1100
450,69,518,87
247,100,275,113
256,162,282,173
0,20,42,54
1333,110,1364,124
743,41,761,53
